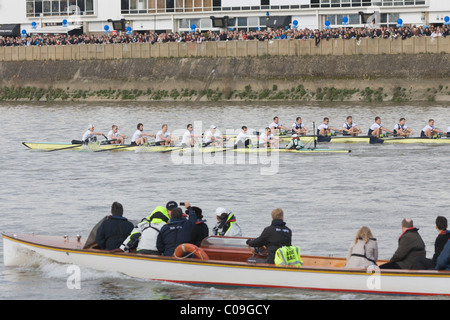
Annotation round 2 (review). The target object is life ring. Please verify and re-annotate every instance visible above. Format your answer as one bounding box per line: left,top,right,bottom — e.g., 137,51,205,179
174,243,210,260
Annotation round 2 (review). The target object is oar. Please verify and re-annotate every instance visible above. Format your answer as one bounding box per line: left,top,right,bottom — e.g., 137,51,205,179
161,145,185,153
94,144,135,152
45,144,83,152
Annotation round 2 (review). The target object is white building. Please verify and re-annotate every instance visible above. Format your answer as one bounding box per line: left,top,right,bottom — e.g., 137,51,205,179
0,0,449,36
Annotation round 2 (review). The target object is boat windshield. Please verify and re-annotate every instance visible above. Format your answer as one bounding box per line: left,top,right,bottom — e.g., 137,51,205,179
200,236,249,249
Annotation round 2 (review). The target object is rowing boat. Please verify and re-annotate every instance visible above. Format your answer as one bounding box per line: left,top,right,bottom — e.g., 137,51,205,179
21,142,173,152
283,135,450,144
3,233,449,296
225,133,450,144
22,142,351,154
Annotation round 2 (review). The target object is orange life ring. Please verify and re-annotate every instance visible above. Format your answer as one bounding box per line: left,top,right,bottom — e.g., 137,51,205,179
174,243,210,260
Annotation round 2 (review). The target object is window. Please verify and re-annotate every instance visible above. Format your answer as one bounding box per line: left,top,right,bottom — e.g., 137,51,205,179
26,0,94,17
213,0,221,10
238,17,247,26
349,14,359,24
27,1,35,17
166,0,175,12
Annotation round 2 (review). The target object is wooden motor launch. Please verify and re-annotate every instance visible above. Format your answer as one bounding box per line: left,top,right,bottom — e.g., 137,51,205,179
3,233,449,296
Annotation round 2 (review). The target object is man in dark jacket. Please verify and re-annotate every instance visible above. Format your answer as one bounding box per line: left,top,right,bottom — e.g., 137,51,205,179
246,208,292,264
412,216,450,269
190,206,209,247
95,202,134,251
380,218,426,269
436,240,450,270
156,201,197,256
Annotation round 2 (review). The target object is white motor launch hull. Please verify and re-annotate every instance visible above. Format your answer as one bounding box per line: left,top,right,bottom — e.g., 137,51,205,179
3,234,450,296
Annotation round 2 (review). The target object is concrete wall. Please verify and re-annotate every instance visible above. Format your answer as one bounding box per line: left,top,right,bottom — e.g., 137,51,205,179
1,37,450,62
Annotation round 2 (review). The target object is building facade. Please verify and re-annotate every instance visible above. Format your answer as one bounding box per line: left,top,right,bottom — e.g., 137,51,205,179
0,0,449,36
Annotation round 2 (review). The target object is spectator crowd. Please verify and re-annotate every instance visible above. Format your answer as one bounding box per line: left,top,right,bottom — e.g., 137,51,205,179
0,24,449,47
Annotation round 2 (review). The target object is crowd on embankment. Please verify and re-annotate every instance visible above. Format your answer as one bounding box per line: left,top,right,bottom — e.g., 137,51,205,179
1,24,449,47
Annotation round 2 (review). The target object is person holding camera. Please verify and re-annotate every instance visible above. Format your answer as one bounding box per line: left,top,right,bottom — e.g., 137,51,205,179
156,201,197,256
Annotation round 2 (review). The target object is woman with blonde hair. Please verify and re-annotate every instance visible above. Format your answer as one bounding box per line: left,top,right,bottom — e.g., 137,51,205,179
345,226,378,269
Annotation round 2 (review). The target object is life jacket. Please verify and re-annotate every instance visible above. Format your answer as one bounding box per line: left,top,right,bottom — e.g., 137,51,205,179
274,246,303,267
120,206,169,252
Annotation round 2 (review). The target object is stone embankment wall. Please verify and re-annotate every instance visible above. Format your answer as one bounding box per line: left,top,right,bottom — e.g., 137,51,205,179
0,38,449,102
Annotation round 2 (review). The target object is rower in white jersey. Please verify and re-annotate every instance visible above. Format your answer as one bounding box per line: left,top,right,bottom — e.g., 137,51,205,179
393,118,413,137
291,117,310,135
107,125,128,144
131,123,156,145
82,124,105,144
368,117,393,137
258,127,278,148
269,116,290,135
317,117,343,135
204,125,223,147
155,124,175,146
234,126,255,148
421,119,446,137
181,124,202,147
342,116,362,136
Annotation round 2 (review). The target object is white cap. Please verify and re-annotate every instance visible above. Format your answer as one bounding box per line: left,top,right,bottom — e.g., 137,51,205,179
292,134,298,139
215,207,227,216
210,125,217,129
88,124,94,129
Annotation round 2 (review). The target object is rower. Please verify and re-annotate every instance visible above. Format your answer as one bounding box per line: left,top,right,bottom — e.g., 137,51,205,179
291,117,310,136
393,118,414,137
368,117,393,137
82,124,105,144
342,116,361,136
204,125,223,147
181,124,201,147
286,134,305,150
131,123,156,146
259,127,278,148
269,116,290,135
234,126,252,148
108,125,128,144
155,124,175,146
317,117,343,136
421,119,446,138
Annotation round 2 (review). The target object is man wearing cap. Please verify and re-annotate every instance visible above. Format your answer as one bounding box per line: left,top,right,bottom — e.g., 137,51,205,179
204,125,223,147
212,207,242,237
157,201,198,256
82,124,105,144
286,134,305,150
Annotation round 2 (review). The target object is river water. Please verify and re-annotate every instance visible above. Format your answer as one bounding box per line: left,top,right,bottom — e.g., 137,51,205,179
1,101,449,300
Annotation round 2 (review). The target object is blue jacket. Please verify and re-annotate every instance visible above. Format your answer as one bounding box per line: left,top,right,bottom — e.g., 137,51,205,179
436,240,450,270
95,215,134,251
156,207,197,256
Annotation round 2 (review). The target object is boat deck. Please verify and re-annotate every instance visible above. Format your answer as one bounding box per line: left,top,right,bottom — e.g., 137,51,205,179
1,233,388,269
